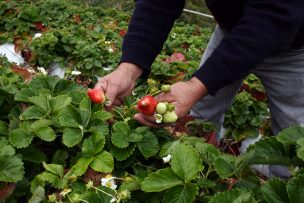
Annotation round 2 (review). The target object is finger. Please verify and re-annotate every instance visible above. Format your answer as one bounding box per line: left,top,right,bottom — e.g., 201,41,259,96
94,79,108,91
155,92,175,103
134,113,159,127
104,84,119,107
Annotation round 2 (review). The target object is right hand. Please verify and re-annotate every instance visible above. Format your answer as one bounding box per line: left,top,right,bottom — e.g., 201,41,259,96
94,62,143,107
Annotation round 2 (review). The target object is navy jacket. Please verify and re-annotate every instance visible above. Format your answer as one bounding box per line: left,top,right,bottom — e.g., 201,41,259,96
120,0,304,95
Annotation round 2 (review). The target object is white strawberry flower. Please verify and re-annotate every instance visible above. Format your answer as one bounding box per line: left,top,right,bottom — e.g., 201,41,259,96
162,154,172,163
110,198,117,203
37,67,47,75
101,175,118,190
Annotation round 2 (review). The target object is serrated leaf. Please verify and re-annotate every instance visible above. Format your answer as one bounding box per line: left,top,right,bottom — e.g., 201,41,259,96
42,162,64,177
111,121,130,148
82,132,105,157
194,142,220,166
0,156,24,182
297,147,304,161
62,127,83,147
9,128,34,148
90,151,114,173
277,126,304,145
18,146,46,163
214,155,236,179
31,119,52,131
261,178,288,203
28,94,50,112
248,137,291,166
162,184,199,203
128,132,142,142
110,143,136,161
80,109,91,127
72,157,93,176
159,140,181,157
91,110,113,121
0,120,8,135
0,137,15,156
36,127,56,142
171,143,203,183
29,76,57,92
50,95,72,113
196,177,216,188
15,88,37,102
28,186,45,203
136,130,159,158
68,91,87,104
59,105,81,128
38,172,68,189
141,168,183,192
20,106,47,120
287,173,304,203
209,189,257,203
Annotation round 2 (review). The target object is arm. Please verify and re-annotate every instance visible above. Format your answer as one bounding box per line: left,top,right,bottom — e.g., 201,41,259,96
120,0,185,75
194,0,304,95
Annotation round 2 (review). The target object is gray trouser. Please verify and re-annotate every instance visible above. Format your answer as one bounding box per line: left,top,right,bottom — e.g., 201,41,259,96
190,26,304,178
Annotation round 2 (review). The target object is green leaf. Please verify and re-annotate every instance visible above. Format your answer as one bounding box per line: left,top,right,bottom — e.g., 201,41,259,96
128,132,142,142
209,189,257,203
9,128,34,148
297,147,304,161
171,143,203,183
38,172,68,189
194,142,220,166
110,143,136,161
31,119,52,131
15,88,37,102
248,137,291,166
72,157,93,176
36,127,56,142
28,94,51,112
20,106,47,120
90,151,114,173
0,156,24,182
0,137,15,156
62,128,83,147
196,177,216,188
28,186,45,203
111,121,130,148
214,155,236,179
82,132,105,157
261,178,288,203
0,120,8,135
141,168,183,192
18,146,46,163
59,105,81,128
162,184,199,203
50,95,72,113
91,110,113,121
287,174,304,203
42,162,64,177
136,128,159,158
277,126,304,145
159,140,180,157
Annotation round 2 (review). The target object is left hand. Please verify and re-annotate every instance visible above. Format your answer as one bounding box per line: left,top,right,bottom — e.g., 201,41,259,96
134,77,208,126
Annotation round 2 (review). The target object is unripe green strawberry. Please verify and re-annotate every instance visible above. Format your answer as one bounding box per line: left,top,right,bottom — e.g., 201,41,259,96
161,84,171,92
156,102,167,114
162,110,178,123
167,103,175,111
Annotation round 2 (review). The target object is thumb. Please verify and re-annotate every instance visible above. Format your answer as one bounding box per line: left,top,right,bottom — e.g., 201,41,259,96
104,84,119,106
95,79,108,92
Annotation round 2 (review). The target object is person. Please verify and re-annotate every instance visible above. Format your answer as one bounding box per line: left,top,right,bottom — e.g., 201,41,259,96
95,0,304,177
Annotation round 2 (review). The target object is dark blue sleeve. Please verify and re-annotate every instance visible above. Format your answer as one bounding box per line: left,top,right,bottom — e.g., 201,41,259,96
194,0,304,95
120,0,185,74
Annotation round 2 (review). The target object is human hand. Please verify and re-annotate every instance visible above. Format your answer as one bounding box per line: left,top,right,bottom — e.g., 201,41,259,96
134,77,208,126
94,62,143,107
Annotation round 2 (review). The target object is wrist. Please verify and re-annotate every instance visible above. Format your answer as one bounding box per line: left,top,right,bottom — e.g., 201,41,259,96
118,62,143,81
188,77,208,99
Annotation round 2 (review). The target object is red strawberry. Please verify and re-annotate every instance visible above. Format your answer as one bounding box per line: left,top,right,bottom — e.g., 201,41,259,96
119,29,126,37
137,95,158,115
87,89,105,104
